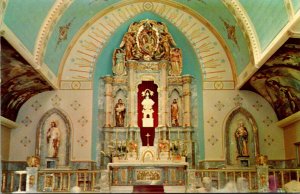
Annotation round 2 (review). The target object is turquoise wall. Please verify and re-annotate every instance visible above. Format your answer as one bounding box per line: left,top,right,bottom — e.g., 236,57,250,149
91,12,205,161
240,0,289,51
292,0,300,12
175,0,250,75
44,0,119,74
4,0,55,53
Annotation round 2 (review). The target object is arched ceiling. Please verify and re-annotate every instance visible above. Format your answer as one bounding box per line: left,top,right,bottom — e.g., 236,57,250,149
1,0,300,121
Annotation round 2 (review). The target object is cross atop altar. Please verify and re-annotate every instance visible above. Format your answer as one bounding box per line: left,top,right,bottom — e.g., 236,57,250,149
146,133,150,147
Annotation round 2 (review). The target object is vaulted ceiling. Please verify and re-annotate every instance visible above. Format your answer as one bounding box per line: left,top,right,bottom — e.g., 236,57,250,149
1,0,300,121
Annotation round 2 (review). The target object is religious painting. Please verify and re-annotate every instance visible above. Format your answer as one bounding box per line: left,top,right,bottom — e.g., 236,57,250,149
1,38,53,121
245,38,300,120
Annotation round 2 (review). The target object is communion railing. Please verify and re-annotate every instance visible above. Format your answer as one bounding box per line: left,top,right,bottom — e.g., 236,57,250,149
2,167,300,192
1,169,110,193
187,168,300,191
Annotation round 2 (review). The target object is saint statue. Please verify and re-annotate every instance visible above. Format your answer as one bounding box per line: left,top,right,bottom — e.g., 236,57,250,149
115,99,126,127
171,99,179,126
46,121,61,158
235,121,249,157
142,91,155,119
170,48,182,75
112,49,125,75
141,90,155,127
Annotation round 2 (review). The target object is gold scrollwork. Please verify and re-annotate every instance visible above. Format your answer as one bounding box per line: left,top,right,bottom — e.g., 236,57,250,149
136,169,161,181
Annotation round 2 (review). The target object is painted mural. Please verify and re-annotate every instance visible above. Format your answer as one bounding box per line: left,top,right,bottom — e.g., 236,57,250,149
247,38,300,120
1,38,53,121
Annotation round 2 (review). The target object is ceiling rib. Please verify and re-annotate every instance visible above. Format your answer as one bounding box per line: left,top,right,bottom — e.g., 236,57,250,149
33,0,73,67
223,0,261,65
1,23,58,89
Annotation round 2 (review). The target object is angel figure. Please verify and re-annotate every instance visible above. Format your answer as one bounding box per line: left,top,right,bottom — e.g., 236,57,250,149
160,32,176,60
120,32,136,60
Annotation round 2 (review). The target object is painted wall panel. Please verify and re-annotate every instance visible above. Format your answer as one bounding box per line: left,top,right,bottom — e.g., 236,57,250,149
10,90,93,162
203,90,285,161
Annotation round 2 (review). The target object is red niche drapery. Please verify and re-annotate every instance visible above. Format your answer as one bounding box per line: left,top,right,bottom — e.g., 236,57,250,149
137,81,158,146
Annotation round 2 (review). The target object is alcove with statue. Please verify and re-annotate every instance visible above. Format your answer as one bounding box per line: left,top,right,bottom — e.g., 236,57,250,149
225,107,260,167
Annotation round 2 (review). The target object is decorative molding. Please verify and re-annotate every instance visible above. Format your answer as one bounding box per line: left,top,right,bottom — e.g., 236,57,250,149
264,135,275,146
276,111,300,128
208,135,219,146
262,116,273,127
59,0,236,88
207,116,218,127
78,116,88,127
21,116,32,127
33,0,73,66
284,0,295,20
252,100,263,111
77,136,88,147
1,24,58,89
233,94,243,107
214,101,225,111
0,116,18,129
51,94,62,107
70,100,81,111
223,0,260,63
20,136,31,147
31,100,42,111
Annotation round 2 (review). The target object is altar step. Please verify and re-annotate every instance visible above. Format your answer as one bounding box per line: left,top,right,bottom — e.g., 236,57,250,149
133,185,164,193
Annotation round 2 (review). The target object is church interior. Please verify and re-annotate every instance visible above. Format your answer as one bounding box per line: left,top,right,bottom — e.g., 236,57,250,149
1,0,300,193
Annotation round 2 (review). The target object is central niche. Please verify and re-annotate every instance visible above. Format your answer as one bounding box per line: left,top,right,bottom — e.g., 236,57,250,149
98,19,195,167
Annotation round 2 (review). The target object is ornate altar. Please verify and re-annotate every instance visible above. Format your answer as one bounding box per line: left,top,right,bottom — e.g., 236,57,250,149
98,19,195,187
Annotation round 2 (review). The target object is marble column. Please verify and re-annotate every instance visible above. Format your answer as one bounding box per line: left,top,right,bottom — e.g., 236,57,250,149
160,62,168,127
182,75,193,127
103,76,113,127
127,61,137,127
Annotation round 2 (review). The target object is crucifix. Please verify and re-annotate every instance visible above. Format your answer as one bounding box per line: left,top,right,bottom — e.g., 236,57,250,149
146,133,151,147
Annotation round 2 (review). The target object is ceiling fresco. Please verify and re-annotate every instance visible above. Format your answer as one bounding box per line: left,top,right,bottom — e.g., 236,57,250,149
1,38,53,121
246,38,300,121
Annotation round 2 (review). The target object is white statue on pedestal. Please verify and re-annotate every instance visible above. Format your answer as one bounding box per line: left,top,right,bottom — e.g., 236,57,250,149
141,89,155,127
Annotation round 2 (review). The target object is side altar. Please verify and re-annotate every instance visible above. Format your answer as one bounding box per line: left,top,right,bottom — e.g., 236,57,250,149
98,20,195,190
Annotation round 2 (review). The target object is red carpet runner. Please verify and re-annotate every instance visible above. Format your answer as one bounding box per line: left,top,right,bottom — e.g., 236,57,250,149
133,185,164,193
